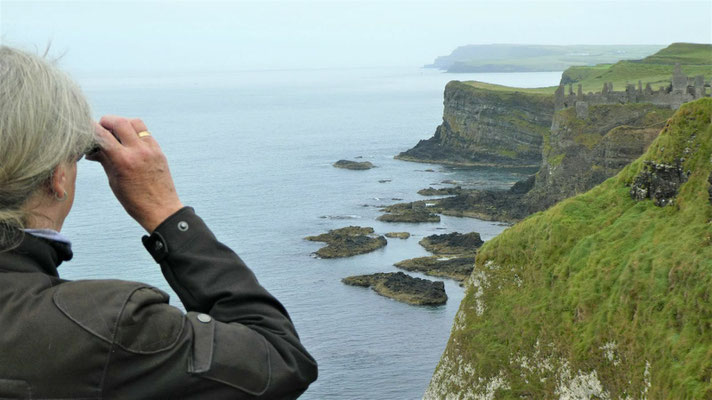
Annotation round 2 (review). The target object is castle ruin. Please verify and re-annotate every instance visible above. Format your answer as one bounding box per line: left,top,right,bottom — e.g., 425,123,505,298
555,64,711,117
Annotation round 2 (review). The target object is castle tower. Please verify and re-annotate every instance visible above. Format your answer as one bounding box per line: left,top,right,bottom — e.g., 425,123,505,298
694,75,705,98
672,63,687,94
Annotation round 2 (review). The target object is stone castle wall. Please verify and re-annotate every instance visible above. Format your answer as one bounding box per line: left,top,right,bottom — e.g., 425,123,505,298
555,64,711,117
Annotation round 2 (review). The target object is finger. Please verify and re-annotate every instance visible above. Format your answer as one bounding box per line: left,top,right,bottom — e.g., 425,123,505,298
130,118,148,133
87,123,123,163
99,115,139,146
130,118,160,148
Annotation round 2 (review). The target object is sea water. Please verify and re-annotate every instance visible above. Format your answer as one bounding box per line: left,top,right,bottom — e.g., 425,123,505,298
64,67,561,399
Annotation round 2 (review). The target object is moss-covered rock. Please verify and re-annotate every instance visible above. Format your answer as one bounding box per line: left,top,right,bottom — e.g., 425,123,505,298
425,99,712,399
305,226,386,258
342,272,447,306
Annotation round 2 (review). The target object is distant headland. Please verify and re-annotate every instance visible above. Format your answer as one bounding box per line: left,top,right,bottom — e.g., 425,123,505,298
426,44,665,73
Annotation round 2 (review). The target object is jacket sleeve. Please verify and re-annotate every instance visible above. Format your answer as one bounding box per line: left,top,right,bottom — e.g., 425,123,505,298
101,207,318,399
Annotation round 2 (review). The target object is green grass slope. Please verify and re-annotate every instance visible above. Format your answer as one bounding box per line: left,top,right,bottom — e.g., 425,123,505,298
426,98,712,399
561,43,712,93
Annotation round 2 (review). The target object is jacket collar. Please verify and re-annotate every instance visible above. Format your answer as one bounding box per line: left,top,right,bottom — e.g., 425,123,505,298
0,232,72,277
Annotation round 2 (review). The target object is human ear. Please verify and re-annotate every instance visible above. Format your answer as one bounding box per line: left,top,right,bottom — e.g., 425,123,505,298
50,163,69,201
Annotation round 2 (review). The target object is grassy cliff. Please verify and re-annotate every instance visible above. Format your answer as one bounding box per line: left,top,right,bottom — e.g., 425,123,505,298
425,98,712,399
561,43,712,93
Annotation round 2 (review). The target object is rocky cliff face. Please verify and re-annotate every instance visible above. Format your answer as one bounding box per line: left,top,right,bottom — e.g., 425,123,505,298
523,103,675,211
424,99,712,399
396,81,554,167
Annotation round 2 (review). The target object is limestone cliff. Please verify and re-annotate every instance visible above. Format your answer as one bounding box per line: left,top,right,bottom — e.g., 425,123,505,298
396,81,554,167
424,99,712,399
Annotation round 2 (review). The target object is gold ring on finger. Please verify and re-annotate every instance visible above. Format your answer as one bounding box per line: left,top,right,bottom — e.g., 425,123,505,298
137,131,151,138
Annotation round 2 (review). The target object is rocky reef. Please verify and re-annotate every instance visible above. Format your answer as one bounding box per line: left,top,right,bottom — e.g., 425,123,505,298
342,272,447,306
417,186,463,196
419,232,483,255
377,203,440,223
385,232,410,239
394,256,476,282
333,159,375,170
425,99,712,399
305,226,386,258
396,81,554,167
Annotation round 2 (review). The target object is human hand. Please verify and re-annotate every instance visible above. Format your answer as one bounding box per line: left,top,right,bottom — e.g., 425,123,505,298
87,115,184,233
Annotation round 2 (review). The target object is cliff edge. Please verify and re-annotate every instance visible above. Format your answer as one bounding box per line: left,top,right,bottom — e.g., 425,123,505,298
396,81,554,167
424,98,712,399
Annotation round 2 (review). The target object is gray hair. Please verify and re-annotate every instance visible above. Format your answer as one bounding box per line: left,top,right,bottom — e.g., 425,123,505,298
0,45,95,248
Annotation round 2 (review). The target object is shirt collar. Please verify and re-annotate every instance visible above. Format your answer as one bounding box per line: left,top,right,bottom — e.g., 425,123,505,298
0,231,73,277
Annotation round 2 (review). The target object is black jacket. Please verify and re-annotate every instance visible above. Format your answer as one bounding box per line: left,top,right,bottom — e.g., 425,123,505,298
0,207,317,399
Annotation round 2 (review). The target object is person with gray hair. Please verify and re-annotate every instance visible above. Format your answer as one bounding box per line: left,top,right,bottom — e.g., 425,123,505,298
0,45,317,399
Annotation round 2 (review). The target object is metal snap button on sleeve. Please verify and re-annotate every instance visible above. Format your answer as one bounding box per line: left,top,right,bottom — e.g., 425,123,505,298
197,313,212,323
177,221,189,231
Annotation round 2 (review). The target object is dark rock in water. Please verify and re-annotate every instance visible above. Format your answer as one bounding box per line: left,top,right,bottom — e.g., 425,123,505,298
417,186,463,196
419,232,483,255
378,209,440,223
305,226,386,258
385,232,410,239
395,256,476,282
333,160,375,170
378,202,441,223
342,272,447,305
424,169,435,172
630,160,689,206
378,179,392,183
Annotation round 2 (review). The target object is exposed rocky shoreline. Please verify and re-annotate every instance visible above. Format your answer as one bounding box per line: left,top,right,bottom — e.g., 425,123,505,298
342,272,447,306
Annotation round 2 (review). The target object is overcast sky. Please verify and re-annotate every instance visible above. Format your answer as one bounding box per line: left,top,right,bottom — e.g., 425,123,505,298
1,0,710,73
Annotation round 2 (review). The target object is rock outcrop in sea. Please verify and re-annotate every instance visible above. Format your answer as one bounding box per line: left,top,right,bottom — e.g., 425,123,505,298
425,99,712,399
394,256,476,282
342,272,447,306
333,159,375,170
377,203,440,223
419,232,483,255
385,232,410,239
305,226,386,258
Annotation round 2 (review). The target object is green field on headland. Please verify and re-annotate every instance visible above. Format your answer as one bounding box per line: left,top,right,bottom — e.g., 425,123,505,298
462,81,557,95
561,42,712,92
